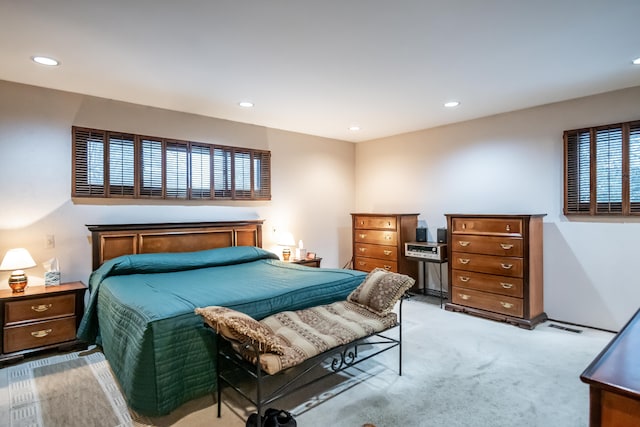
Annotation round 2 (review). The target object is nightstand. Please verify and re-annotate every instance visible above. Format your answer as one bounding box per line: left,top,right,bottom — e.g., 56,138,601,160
290,258,322,268
0,281,87,364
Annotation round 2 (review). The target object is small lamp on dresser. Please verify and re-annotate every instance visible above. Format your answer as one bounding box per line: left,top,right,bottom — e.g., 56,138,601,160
277,232,296,261
0,248,37,293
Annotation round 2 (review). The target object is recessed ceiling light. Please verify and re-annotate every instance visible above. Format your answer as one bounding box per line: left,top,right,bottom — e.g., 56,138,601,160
349,125,361,132
238,101,254,108
633,57,640,65
444,101,460,108
32,56,59,66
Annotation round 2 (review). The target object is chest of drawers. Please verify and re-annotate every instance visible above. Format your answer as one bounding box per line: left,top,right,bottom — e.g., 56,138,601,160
445,214,547,329
351,213,418,281
0,281,87,364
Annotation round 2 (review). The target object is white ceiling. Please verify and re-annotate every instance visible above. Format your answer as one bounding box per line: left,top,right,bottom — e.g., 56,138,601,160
2,1,640,142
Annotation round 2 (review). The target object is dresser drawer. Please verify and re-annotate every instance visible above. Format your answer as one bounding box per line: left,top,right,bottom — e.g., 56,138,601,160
452,287,523,318
353,257,397,273
451,217,523,237
451,235,523,257
4,317,77,353
354,230,398,246
353,216,397,230
354,243,398,261
5,294,76,325
451,253,523,278
451,270,523,298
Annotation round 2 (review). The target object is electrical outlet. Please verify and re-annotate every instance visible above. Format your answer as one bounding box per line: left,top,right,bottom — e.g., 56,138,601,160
46,234,55,249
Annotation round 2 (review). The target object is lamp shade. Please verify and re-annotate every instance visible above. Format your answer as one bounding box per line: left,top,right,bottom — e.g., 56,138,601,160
276,232,296,247
0,248,37,271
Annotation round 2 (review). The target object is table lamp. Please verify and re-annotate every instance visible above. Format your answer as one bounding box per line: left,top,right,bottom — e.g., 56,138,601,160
0,248,37,293
277,232,296,261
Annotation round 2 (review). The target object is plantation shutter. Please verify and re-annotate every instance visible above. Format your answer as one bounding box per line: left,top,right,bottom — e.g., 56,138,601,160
595,126,623,214
253,150,271,200
107,133,135,197
565,130,591,214
166,141,188,199
191,144,211,199
630,122,640,214
234,149,252,199
73,127,106,197
213,147,232,199
140,138,163,197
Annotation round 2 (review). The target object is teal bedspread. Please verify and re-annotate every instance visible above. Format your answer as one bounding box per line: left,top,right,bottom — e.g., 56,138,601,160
77,246,365,416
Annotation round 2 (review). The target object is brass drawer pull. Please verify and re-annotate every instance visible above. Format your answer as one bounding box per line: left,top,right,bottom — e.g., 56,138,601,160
500,302,514,309
459,258,470,265
506,225,511,232
459,293,471,300
383,265,392,270
500,282,514,289
458,241,470,247
383,250,392,256
501,263,513,270
360,220,365,225
358,247,366,252
32,304,52,312
359,234,367,239
500,243,514,250
31,329,53,338
358,261,366,266
459,276,470,282
384,235,392,240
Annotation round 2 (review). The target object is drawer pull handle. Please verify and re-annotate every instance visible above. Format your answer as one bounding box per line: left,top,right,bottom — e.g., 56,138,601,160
387,221,391,226
359,234,367,239
459,258,470,265
459,293,471,300
383,265,392,270
459,276,470,282
500,302,514,309
32,304,52,312
500,243,514,250
360,221,365,225
358,261,366,266
500,282,514,289
462,223,467,230
384,235,392,240
31,329,52,338
358,247,366,252
458,241,470,247
501,263,513,270
383,250,392,255
506,225,511,232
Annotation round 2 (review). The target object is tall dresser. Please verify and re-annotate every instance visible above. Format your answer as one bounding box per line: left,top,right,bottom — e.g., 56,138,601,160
444,214,546,329
351,213,418,281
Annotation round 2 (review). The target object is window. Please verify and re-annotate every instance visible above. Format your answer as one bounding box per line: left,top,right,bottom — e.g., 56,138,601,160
564,120,640,215
72,126,271,201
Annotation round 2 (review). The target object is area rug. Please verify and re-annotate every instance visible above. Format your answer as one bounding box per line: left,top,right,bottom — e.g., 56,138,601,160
1,349,131,427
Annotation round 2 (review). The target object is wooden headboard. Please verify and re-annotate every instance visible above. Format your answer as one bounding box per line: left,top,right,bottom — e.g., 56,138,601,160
86,220,264,271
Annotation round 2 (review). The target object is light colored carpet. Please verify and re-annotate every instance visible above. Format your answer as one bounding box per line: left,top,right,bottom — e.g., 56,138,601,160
1,297,615,427
0,349,131,427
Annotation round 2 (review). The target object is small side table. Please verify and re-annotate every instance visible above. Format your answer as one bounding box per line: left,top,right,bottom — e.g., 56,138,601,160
405,248,448,307
290,258,322,268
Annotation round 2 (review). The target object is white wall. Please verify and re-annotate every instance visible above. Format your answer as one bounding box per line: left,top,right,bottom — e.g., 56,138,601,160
356,86,640,331
0,80,356,289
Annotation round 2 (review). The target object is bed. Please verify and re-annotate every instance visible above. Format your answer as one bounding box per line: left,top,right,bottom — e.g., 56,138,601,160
76,221,366,416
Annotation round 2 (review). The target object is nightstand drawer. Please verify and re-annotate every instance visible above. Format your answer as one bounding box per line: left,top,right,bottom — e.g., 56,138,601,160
354,243,398,261
353,257,397,273
4,317,77,353
5,294,76,325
